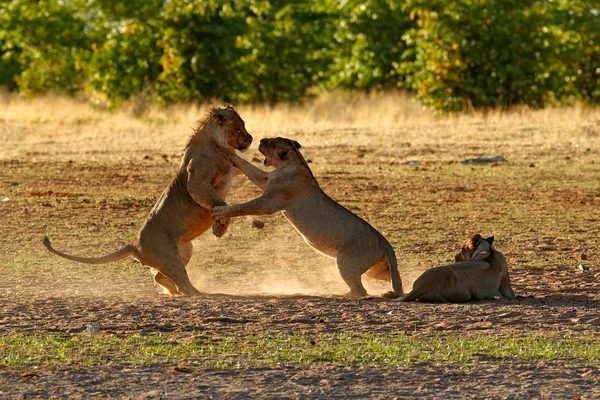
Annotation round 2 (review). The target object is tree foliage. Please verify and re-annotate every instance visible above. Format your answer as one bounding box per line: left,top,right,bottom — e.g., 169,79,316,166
0,0,597,111
0,0,93,94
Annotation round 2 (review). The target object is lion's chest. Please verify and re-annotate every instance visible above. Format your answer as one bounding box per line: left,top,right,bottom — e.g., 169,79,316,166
213,167,235,198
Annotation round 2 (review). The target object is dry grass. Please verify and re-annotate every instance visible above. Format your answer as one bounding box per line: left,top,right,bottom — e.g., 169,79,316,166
2,91,598,158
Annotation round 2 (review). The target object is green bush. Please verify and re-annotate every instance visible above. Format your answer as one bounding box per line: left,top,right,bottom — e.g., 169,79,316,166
545,0,600,103
0,0,597,110
85,1,165,106
87,21,163,106
400,0,558,111
327,0,415,91
155,0,248,103
0,0,92,95
234,0,335,104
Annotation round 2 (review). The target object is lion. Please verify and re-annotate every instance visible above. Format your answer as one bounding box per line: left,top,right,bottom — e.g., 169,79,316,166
211,137,403,298
398,234,516,302
43,104,253,296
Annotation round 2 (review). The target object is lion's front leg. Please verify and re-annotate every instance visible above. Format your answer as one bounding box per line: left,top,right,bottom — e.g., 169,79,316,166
232,154,270,190
212,193,286,223
212,218,230,238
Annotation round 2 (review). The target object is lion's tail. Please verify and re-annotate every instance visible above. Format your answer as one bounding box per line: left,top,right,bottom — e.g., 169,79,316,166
384,243,403,298
43,236,135,265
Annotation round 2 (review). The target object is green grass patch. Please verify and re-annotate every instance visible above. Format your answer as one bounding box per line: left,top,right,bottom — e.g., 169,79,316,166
2,332,599,369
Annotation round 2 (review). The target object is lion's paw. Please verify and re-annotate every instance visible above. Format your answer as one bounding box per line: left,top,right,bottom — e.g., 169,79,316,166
212,218,230,238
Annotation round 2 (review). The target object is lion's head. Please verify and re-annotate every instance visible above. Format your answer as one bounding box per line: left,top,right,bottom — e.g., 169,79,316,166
209,104,253,152
258,137,302,167
455,234,494,262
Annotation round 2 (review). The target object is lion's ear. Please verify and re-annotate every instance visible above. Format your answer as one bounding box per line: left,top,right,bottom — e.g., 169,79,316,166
212,111,226,125
292,140,302,149
277,149,288,160
485,236,494,245
469,233,483,247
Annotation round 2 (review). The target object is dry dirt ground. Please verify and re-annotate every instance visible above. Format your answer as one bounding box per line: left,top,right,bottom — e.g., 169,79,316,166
1,99,600,398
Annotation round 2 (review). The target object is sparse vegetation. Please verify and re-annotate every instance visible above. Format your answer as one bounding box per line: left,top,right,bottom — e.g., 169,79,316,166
3,332,600,368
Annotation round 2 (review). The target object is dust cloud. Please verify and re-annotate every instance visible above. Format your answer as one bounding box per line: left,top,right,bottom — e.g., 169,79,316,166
186,220,425,297
24,218,427,300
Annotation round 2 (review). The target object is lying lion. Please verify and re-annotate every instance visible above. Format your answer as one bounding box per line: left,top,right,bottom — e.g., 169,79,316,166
398,234,516,302
212,137,403,298
43,104,253,296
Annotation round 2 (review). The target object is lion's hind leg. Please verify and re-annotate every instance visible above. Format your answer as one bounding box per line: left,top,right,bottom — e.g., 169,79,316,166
140,237,201,296
156,255,202,296
414,286,471,303
151,269,179,295
336,253,369,298
178,241,194,267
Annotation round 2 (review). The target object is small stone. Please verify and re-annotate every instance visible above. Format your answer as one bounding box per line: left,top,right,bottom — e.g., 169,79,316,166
252,219,265,229
580,253,588,261
577,264,589,271
292,314,311,322
401,160,420,166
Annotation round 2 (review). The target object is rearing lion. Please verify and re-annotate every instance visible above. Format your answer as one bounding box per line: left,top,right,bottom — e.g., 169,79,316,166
398,234,516,302
43,104,253,296
212,137,403,298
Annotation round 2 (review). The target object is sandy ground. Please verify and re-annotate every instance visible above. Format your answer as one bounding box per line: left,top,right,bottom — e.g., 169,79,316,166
2,283,600,398
1,103,600,398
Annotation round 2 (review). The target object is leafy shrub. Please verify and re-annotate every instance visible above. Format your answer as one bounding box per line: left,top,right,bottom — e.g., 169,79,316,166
0,0,92,95
545,0,600,103
234,0,335,104
85,1,165,106
0,0,597,110
155,0,248,103
327,0,415,91
400,0,560,111
87,21,163,106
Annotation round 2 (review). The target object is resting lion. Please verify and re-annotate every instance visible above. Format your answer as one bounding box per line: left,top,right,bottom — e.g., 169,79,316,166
398,234,516,302
43,104,253,296
211,137,403,298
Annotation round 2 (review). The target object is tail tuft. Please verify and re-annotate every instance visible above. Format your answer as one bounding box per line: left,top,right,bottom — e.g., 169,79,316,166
43,236,52,250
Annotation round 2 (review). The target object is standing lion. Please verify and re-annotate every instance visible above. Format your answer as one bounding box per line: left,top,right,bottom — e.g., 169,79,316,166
212,137,403,298
44,104,252,296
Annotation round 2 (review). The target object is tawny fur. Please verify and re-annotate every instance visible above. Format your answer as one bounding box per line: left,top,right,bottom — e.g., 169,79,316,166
212,137,403,298
43,104,252,296
398,234,516,302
